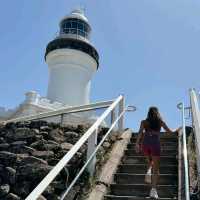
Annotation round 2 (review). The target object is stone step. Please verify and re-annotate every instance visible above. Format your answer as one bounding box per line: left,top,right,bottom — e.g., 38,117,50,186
114,173,178,185
110,184,177,198
130,137,178,143
104,194,177,200
130,142,178,147
127,144,177,150
131,133,178,139
122,156,177,165
118,164,178,174
124,149,177,156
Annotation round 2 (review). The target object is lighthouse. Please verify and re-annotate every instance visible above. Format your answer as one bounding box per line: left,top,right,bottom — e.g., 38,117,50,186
45,9,99,106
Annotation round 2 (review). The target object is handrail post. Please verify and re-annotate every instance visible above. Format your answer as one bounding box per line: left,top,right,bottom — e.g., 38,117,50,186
190,89,200,186
61,114,64,125
118,96,125,132
111,108,116,126
86,128,98,176
181,102,190,200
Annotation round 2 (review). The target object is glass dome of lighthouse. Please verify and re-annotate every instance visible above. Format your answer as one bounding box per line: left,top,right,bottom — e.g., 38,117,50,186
59,9,91,40
45,8,99,68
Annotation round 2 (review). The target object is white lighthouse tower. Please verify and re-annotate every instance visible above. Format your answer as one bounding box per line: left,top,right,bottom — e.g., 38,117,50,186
45,9,99,106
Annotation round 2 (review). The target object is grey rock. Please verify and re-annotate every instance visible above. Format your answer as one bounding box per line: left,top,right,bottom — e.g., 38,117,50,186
60,142,73,151
31,151,54,160
103,141,111,148
16,156,51,183
11,141,27,146
4,167,16,185
13,181,31,198
40,126,52,131
21,146,36,154
5,193,20,200
64,131,79,138
30,140,47,150
19,156,48,166
35,135,43,140
0,151,17,166
30,129,40,135
49,129,65,143
16,154,29,164
0,143,10,150
40,131,49,139
6,128,35,141
37,195,47,200
0,184,10,197
43,185,55,197
0,137,5,143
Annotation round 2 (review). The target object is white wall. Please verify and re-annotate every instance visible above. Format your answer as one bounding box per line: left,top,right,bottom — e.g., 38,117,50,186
46,48,97,106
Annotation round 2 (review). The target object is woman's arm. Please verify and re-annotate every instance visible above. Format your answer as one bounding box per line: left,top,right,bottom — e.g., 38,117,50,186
161,121,180,133
161,121,173,133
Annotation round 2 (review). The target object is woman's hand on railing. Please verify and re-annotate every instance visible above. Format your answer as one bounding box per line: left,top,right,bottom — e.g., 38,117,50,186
171,127,182,135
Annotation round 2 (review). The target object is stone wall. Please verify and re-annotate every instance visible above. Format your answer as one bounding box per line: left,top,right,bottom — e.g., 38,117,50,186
0,121,116,200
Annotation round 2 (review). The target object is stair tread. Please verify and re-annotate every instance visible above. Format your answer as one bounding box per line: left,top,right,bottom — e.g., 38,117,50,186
115,173,177,176
110,184,177,198
119,164,177,166
104,194,177,200
110,183,178,186
124,155,176,159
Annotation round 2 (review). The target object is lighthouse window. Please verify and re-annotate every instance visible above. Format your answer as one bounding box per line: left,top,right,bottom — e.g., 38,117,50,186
61,19,90,38
78,30,85,37
71,29,77,34
71,21,77,29
78,23,84,31
64,22,71,29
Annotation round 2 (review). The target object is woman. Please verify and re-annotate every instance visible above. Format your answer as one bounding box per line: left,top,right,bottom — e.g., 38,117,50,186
135,107,179,199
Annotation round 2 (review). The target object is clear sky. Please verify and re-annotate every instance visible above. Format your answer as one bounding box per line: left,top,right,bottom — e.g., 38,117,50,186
0,0,200,130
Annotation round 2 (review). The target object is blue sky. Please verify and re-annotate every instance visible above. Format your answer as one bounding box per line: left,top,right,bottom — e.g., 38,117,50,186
0,0,200,130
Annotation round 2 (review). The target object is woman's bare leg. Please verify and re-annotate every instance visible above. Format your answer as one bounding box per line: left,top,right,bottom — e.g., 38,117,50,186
152,156,160,188
145,156,153,183
146,156,152,169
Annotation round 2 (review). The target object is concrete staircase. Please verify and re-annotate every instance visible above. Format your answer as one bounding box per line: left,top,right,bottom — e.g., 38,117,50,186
104,133,178,200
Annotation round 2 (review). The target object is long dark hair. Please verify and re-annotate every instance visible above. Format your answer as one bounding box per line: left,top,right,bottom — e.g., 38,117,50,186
146,107,162,131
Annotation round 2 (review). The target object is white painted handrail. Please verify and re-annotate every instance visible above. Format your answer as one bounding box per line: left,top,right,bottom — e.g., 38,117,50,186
190,89,200,180
25,95,129,200
4,99,113,123
177,102,190,200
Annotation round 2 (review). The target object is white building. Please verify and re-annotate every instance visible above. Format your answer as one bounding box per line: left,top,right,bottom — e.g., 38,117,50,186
0,9,99,121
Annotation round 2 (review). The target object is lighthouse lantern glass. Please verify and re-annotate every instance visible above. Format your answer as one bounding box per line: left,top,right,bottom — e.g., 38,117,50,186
60,18,90,39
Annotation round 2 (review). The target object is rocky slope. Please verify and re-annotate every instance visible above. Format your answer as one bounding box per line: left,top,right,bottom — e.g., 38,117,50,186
0,121,116,200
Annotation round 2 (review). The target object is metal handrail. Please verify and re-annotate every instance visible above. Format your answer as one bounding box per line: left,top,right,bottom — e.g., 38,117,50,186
60,105,130,199
190,89,200,180
25,95,135,200
4,99,114,124
177,102,190,200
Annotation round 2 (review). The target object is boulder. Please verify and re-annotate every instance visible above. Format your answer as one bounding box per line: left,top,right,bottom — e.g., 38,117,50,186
4,167,16,185
30,140,47,150
0,143,10,150
0,151,17,166
60,143,73,151
0,184,10,198
31,151,54,160
5,193,20,200
37,195,47,200
49,129,66,143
